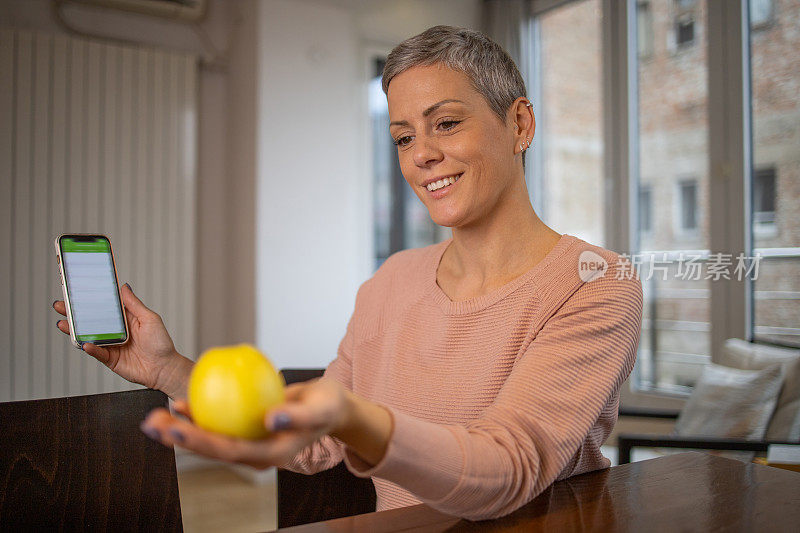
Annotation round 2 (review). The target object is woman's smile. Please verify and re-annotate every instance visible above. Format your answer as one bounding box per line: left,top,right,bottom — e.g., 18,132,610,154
424,173,463,198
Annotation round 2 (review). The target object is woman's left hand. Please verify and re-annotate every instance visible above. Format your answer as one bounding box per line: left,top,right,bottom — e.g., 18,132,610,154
139,377,351,470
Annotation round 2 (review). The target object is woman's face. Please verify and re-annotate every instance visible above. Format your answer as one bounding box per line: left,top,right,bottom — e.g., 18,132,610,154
387,64,526,228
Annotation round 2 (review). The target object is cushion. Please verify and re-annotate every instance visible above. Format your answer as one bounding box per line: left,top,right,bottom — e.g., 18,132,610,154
721,339,800,441
675,362,784,440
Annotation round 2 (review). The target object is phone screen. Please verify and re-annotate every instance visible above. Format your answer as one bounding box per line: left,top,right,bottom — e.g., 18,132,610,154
59,236,127,344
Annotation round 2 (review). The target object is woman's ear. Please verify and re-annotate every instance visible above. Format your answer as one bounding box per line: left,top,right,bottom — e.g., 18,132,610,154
514,98,535,137
510,97,535,152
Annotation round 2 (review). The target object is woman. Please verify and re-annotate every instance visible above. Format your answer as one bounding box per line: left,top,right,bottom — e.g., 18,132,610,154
53,25,642,521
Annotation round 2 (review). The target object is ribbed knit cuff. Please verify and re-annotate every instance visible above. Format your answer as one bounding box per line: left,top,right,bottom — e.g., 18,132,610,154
342,405,465,503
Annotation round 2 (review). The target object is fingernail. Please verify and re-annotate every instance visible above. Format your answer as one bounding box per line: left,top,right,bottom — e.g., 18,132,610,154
142,426,161,441
272,412,291,431
169,429,185,443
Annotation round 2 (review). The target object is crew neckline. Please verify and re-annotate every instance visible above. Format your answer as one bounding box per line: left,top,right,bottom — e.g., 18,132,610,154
427,234,576,315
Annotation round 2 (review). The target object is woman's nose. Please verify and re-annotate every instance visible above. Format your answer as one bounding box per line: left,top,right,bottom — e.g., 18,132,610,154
412,135,444,168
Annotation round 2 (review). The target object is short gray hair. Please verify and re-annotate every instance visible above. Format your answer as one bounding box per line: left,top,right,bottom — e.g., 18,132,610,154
382,25,528,125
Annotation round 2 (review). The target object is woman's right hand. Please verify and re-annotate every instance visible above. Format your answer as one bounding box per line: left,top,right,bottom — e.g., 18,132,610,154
53,283,194,399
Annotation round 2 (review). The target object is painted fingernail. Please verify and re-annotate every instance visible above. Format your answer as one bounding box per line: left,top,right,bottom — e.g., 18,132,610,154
168,429,185,443
142,426,161,441
272,412,291,431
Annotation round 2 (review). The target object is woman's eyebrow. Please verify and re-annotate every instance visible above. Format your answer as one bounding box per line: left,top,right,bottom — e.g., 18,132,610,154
389,99,466,127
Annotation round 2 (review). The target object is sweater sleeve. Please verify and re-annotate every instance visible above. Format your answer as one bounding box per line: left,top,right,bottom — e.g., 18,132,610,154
341,269,643,520
276,306,356,474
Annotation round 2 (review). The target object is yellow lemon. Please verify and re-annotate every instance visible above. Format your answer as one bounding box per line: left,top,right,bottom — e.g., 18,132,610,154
188,344,286,440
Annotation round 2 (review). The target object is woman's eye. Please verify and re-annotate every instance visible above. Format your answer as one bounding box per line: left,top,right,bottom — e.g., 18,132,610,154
393,135,413,147
439,120,460,130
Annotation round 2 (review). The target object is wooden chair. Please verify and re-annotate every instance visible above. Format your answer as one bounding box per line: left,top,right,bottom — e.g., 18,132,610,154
276,369,376,529
0,389,182,530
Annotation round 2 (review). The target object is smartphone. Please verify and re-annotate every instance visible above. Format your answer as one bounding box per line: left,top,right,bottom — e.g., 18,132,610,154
54,234,129,348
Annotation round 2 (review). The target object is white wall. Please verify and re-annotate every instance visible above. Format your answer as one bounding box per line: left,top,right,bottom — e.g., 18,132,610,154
354,0,483,44
255,0,362,369
254,0,481,370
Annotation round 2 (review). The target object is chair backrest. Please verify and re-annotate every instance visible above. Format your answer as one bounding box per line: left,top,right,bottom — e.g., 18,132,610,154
277,369,376,529
0,389,182,530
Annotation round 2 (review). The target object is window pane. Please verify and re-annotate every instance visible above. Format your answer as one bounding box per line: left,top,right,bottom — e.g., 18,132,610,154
675,18,695,46
370,58,447,271
679,180,697,230
533,0,605,246
640,185,653,233
638,1,655,58
750,0,773,27
370,61,393,270
749,0,800,347
634,0,710,394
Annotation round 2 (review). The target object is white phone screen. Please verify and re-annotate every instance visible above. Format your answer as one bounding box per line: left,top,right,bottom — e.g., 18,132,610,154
60,236,126,343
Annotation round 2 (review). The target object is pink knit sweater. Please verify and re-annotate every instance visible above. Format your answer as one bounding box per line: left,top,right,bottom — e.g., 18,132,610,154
280,234,643,520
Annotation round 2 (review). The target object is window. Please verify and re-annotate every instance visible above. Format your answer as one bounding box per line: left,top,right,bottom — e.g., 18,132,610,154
640,184,653,234
753,167,776,225
749,0,800,348
370,58,392,269
528,0,605,246
638,1,655,58
675,16,695,46
673,0,697,48
516,0,798,395
678,180,698,231
369,57,447,271
634,0,710,394
750,0,773,28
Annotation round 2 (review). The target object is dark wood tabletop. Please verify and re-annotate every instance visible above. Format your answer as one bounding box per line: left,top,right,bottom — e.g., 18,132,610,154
273,452,800,532
0,388,183,531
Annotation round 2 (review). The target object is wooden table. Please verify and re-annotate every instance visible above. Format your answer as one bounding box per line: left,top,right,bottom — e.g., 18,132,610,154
274,452,800,532
0,388,183,531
